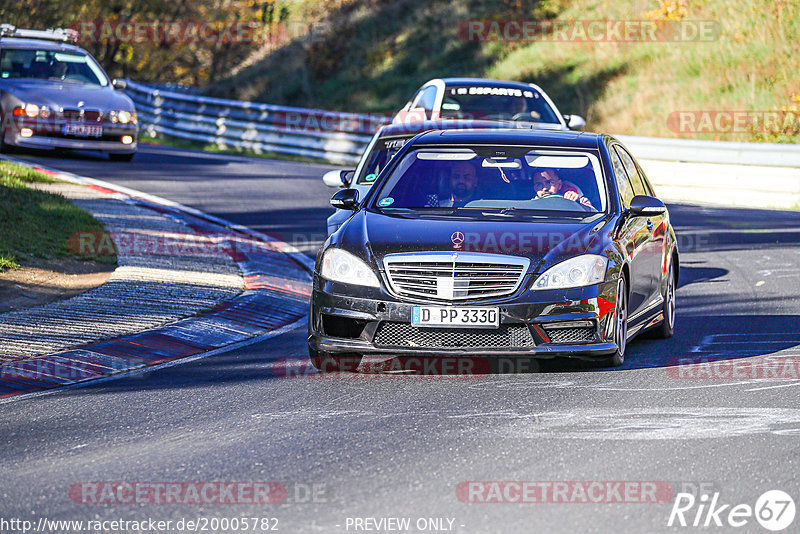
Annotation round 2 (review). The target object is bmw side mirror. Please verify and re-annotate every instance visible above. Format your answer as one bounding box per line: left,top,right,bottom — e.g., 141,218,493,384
112,78,127,90
331,188,359,210
565,114,586,130
630,195,666,216
323,169,355,188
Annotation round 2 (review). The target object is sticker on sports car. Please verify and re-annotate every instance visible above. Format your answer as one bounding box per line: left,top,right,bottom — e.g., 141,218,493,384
383,138,408,150
365,173,377,182
378,197,394,207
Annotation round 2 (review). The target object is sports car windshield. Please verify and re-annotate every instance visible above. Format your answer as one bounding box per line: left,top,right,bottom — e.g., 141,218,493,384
356,136,411,185
373,147,606,214
0,49,109,86
440,85,561,124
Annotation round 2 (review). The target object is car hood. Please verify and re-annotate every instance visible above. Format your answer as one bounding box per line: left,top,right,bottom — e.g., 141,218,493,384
0,80,134,111
337,209,609,273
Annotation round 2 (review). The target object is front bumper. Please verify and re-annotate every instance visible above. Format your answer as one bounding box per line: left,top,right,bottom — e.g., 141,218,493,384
309,277,620,361
4,121,137,153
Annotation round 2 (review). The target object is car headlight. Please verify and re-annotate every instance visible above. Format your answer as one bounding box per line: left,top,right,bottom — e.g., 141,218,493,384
320,248,380,287
117,110,131,124
532,254,607,290
24,103,39,118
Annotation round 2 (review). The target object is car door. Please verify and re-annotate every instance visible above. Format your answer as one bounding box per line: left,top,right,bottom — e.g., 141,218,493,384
609,146,651,316
616,145,665,306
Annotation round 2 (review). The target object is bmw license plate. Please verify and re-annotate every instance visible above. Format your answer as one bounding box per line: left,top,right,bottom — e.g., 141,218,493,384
411,306,499,328
63,124,102,137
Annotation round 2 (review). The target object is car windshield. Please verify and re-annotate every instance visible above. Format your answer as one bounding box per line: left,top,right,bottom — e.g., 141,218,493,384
356,136,411,185
439,85,561,124
372,147,606,214
0,48,108,86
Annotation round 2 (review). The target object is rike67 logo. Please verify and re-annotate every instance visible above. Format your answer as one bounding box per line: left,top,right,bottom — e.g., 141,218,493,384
668,490,795,531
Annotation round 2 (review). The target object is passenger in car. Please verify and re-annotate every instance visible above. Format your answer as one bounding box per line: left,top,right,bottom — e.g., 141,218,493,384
427,161,479,207
533,169,594,209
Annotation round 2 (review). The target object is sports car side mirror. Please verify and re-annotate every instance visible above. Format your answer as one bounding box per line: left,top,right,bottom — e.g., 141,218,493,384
630,195,666,216
331,188,359,210
565,114,586,130
323,169,354,188
112,79,127,90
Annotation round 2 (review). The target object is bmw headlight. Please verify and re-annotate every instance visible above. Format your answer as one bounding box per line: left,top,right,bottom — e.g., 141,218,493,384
24,103,40,118
532,254,607,290
110,110,136,124
321,248,380,287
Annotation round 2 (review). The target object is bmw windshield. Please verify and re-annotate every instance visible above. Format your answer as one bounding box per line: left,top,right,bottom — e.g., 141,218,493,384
0,49,109,86
372,147,607,214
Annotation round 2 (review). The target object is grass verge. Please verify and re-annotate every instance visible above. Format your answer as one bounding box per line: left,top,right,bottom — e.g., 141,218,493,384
0,161,116,273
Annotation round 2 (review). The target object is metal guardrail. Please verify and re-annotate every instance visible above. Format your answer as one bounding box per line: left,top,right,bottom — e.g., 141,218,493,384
126,81,388,164
127,81,800,169
618,135,800,168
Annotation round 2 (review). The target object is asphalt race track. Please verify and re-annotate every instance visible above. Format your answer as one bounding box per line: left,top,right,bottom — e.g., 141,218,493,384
2,145,800,533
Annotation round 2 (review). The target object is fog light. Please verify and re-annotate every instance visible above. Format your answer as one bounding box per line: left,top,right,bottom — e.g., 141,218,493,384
20,128,33,137
121,135,133,145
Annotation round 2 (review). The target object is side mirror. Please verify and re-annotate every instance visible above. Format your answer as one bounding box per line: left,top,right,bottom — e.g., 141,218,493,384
565,114,586,130
630,195,666,216
331,188,359,210
323,169,354,188
112,79,127,90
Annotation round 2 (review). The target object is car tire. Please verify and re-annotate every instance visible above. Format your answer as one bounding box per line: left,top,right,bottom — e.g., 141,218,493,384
652,261,676,339
605,277,628,367
309,347,363,374
109,152,135,162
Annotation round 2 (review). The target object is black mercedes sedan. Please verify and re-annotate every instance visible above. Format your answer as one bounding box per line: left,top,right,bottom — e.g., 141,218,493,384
308,129,678,371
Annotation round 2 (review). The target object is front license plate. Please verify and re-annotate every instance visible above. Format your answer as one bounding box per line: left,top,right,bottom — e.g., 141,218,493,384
63,124,102,137
411,306,499,328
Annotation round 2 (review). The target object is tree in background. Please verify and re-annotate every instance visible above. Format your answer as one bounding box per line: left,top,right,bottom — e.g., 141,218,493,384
0,0,297,86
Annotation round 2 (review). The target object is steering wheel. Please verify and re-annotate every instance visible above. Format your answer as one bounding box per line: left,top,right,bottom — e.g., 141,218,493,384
532,194,588,210
512,112,531,121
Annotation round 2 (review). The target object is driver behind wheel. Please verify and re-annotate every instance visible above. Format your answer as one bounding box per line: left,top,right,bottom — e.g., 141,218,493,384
533,169,594,209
